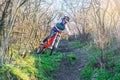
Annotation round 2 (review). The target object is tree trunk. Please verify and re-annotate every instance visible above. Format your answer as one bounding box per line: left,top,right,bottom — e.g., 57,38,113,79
0,0,11,66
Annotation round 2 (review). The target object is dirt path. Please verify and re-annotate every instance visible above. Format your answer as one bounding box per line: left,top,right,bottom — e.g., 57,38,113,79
53,40,89,80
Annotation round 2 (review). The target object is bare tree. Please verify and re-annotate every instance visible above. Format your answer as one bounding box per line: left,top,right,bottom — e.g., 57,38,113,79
113,0,120,15
6,0,58,59
63,0,92,42
0,0,28,65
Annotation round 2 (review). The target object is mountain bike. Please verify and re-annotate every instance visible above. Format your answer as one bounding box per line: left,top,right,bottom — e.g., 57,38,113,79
34,32,61,55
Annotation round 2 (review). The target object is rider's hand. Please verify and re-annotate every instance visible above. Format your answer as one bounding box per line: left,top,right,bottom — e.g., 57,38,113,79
68,32,72,36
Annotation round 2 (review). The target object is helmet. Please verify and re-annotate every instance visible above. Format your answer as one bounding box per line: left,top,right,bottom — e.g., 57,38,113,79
62,16,70,22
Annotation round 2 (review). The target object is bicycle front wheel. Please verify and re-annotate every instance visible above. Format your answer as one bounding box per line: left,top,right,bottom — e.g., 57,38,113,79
34,45,45,54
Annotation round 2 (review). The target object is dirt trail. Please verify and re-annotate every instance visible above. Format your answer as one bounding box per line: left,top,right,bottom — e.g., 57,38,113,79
53,40,89,80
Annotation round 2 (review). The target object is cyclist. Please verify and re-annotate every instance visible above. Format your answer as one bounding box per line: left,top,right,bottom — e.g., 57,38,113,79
41,16,71,45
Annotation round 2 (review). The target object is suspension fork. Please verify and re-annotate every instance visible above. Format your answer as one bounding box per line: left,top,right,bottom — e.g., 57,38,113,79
50,47,54,55
49,32,61,55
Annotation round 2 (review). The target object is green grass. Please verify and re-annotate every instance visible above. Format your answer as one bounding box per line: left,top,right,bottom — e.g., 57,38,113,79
3,40,120,80
81,43,120,80
80,64,94,80
66,52,79,64
69,41,86,48
0,51,63,80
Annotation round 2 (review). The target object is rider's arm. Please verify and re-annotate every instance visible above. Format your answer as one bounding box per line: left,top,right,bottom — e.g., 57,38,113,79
63,25,72,35
50,23,55,28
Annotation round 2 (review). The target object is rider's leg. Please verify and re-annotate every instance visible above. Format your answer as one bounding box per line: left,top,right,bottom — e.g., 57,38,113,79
41,29,56,44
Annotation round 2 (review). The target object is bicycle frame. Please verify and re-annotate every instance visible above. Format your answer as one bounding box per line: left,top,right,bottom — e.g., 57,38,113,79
35,32,61,55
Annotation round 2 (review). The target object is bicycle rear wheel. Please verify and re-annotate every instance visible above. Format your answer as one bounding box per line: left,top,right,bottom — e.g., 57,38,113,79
34,45,45,54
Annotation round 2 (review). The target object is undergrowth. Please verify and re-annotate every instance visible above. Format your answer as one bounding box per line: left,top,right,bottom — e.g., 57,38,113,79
0,47,78,80
81,43,120,80
0,51,63,80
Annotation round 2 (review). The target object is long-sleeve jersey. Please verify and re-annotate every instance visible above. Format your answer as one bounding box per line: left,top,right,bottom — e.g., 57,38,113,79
52,22,71,35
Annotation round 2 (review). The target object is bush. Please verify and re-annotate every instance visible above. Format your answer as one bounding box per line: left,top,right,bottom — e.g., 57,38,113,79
81,63,94,80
